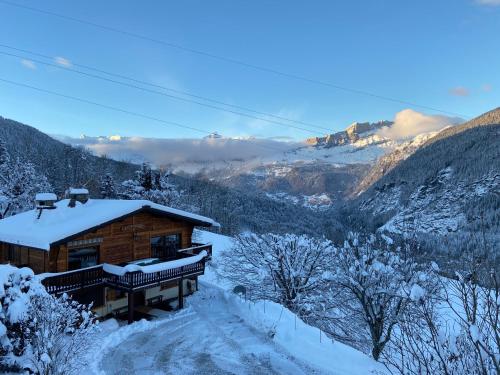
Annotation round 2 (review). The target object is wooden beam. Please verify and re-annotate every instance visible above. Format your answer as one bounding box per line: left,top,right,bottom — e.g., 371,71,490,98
128,292,134,324
178,278,184,309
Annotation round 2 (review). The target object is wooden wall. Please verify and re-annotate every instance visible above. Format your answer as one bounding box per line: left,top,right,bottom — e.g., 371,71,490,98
0,244,48,273
49,211,195,272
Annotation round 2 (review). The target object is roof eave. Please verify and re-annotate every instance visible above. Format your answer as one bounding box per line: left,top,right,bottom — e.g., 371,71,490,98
50,205,217,247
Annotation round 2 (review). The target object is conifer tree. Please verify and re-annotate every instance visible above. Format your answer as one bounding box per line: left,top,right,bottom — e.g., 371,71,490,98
100,173,116,199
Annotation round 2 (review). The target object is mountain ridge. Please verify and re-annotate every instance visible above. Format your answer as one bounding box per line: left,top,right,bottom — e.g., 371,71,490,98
351,107,500,238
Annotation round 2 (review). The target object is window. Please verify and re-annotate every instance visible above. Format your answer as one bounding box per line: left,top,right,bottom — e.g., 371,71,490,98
151,234,181,260
68,246,99,270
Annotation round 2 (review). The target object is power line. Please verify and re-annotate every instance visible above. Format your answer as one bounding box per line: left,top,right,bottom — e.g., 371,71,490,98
0,77,289,153
0,48,328,136
0,43,335,134
0,0,469,119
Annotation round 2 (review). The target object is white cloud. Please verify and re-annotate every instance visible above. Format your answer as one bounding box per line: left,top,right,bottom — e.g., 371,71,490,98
449,86,470,97
54,56,72,68
476,0,500,5
56,134,297,169
21,59,36,70
377,109,463,141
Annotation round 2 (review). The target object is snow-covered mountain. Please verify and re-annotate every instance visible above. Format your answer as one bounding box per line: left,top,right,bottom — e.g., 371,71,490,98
183,119,454,210
57,115,460,211
352,107,500,237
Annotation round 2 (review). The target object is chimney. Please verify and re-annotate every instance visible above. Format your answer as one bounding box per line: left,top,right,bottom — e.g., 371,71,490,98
35,193,57,209
68,188,89,206
35,192,57,219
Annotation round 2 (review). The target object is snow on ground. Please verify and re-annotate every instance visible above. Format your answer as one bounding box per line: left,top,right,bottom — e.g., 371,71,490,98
90,230,384,375
96,286,329,375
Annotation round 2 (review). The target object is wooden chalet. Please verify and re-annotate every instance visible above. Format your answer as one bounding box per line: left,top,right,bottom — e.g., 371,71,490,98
0,190,219,323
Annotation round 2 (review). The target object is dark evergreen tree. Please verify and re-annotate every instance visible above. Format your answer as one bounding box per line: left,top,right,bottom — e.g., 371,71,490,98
100,173,116,199
0,138,10,167
138,163,153,191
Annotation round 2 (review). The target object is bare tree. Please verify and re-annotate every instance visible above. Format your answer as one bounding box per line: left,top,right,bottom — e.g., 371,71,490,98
218,232,334,310
331,233,425,361
384,250,500,374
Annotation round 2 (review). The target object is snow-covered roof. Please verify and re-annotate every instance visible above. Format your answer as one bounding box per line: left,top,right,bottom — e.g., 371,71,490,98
35,193,57,201
69,188,89,195
0,199,220,251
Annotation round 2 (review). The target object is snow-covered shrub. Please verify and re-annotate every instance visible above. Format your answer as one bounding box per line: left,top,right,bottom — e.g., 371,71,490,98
385,260,500,375
330,233,428,361
0,265,98,374
218,232,334,310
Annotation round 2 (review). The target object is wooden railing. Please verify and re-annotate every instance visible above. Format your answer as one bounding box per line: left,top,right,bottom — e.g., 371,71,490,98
41,245,210,294
105,259,205,291
41,265,104,294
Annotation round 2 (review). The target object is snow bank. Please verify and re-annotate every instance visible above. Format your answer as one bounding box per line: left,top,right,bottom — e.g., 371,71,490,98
198,282,384,375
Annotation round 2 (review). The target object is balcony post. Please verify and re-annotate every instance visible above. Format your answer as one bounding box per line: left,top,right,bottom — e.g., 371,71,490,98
178,277,184,309
128,291,134,324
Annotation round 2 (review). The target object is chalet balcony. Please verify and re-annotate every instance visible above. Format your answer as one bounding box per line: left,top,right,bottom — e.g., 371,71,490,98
40,243,211,295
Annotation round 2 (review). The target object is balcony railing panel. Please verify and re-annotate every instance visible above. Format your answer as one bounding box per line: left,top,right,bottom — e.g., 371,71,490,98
105,259,205,291
41,265,104,294
41,245,209,294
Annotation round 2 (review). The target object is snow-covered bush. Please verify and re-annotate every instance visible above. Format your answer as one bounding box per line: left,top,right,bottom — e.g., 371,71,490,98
0,265,98,374
385,260,500,374
330,233,428,361
218,232,334,310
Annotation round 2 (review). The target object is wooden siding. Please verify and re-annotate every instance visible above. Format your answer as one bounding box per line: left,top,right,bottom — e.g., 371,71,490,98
50,211,194,272
0,244,48,273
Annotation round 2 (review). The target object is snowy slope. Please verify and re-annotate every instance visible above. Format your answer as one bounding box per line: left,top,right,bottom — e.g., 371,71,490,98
179,126,439,210
355,109,500,236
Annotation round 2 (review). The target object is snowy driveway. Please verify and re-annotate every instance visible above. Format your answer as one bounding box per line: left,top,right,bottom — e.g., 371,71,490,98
99,286,328,375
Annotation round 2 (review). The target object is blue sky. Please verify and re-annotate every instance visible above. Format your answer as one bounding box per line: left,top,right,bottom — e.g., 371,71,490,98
0,0,499,140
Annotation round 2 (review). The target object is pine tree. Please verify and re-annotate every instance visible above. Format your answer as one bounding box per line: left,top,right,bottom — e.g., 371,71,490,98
100,173,116,199
0,138,10,168
138,162,153,191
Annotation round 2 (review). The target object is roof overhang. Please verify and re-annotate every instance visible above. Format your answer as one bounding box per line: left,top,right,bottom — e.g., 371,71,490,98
50,205,217,247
